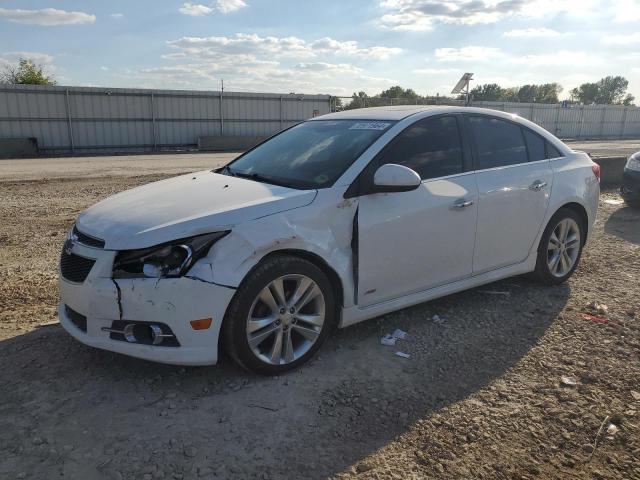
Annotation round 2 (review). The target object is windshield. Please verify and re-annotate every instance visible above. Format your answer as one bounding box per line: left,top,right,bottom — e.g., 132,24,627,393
224,120,394,189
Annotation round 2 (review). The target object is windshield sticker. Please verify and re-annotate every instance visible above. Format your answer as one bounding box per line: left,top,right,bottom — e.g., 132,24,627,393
349,122,391,131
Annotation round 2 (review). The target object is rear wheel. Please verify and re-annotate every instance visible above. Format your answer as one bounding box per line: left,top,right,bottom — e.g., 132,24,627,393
533,208,584,285
223,255,335,375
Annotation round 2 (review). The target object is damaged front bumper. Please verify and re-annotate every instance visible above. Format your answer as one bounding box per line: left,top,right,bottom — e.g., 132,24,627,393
58,242,236,366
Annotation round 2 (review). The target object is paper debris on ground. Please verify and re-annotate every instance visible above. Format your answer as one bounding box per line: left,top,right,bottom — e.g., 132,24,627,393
606,423,619,436
380,334,396,346
395,351,410,359
432,314,445,324
560,375,578,387
603,199,624,205
392,329,408,340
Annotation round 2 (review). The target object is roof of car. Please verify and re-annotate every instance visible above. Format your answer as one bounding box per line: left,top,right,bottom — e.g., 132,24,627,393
312,105,449,121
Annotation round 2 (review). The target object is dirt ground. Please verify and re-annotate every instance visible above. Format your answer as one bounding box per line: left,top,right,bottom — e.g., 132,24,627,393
0,154,639,480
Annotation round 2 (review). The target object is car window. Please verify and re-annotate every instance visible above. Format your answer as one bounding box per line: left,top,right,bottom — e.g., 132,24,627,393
226,120,394,189
546,142,563,159
523,128,546,162
469,116,528,169
376,116,463,180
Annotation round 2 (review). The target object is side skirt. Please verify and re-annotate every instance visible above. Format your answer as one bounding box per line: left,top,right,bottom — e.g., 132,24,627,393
339,253,537,328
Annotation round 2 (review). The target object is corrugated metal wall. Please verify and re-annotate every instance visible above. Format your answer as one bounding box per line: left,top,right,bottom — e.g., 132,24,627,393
0,85,331,154
333,97,640,140
471,101,640,139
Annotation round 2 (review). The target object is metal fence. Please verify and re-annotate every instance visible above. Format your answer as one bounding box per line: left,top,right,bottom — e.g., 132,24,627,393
2,85,639,156
0,85,332,154
332,96,640,140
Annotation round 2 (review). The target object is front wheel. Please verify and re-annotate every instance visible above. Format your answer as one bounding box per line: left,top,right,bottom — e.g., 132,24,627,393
222,255,335,375
533,208,584,285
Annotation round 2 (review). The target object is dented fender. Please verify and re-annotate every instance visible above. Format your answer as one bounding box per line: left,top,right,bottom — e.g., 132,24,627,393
202,189,359,309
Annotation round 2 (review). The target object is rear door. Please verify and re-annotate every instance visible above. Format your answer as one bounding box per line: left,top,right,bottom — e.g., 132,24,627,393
356,115,478,306
466,115,553,273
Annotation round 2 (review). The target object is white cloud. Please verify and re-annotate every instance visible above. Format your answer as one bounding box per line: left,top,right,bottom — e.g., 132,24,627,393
109,13,124,19
216,0,247,13
503,27,560,37
379,0,529,31
311,37,402,59
413,67,460,74
1,51,54,65
179,0,247,16
0,7,95,26
603,32,640,46
435,46,505,62
179,3,215,16
513,50,600,67
294,62,362,73
167,34,401,61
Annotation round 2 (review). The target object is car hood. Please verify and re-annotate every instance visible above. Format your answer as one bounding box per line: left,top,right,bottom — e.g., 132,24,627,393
76,170,317,250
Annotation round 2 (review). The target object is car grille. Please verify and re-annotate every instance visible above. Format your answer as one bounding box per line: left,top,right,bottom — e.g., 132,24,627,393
65,305,87,332
60,251,95,283
73,225,105,249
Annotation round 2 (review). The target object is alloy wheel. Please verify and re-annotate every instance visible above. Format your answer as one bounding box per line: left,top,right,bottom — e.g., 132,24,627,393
547,218,581,278
246,274,326,365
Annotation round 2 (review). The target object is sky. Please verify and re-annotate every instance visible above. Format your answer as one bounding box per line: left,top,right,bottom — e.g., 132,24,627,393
0,0,639,100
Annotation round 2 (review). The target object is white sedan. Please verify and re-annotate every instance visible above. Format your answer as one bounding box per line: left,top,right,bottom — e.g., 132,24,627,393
58,106,600,374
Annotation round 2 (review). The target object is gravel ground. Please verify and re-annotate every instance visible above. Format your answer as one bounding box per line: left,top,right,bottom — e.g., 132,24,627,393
0,159,639,479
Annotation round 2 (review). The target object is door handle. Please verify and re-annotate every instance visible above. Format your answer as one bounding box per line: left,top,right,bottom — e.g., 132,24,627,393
529,181,547,191
452,199,474,209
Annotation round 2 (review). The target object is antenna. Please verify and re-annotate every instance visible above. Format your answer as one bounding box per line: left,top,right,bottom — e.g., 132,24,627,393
221,78,224,93
451,72,473,105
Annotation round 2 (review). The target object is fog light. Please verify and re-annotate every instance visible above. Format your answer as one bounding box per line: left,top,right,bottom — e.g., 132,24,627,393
190,318,212,330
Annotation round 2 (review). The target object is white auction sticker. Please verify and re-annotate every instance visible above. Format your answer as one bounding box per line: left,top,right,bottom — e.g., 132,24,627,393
349,122,391,131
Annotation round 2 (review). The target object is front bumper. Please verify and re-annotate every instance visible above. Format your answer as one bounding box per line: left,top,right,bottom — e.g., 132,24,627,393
621,167,640,203
58,242,235,366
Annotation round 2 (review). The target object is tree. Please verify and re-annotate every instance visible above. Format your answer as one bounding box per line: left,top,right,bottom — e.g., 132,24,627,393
468,83,505,101
0,58,56,85
570,76,635,105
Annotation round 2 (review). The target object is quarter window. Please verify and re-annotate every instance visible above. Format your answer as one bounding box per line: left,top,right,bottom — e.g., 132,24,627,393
376,116,463,180
469,116,528,169
546,142,563,159
523,128,546,162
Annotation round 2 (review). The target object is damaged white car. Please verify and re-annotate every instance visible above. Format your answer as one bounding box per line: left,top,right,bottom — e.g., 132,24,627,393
59,106,600,374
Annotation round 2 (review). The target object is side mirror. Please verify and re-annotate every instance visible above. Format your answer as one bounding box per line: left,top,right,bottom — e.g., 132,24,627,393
373,163,421,193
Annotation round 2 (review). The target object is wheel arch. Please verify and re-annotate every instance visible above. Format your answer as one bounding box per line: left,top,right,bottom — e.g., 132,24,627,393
555,202,589,245
258,249,345,313
218,249,345,355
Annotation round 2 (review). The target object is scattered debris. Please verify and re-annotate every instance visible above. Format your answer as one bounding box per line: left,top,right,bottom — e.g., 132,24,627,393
603,198,624,205
588,415,610,462
380,334,396,346
395,351,410,359
606,423,619,436
478,290,510,296
432,314,445,325
560,376,578,387
631,391,640,401
578,312,621,327
391,329,408,340
588,301,609,315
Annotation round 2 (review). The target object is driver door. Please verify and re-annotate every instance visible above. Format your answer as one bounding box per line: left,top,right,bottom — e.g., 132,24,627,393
355,115,478,307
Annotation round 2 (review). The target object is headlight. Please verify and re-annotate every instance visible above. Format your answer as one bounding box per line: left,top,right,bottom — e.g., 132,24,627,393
626,153,640,172
113,231,229,279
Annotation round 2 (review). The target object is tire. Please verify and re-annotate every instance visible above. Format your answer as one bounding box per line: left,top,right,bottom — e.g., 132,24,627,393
533,208,584,285
222,254,336,375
